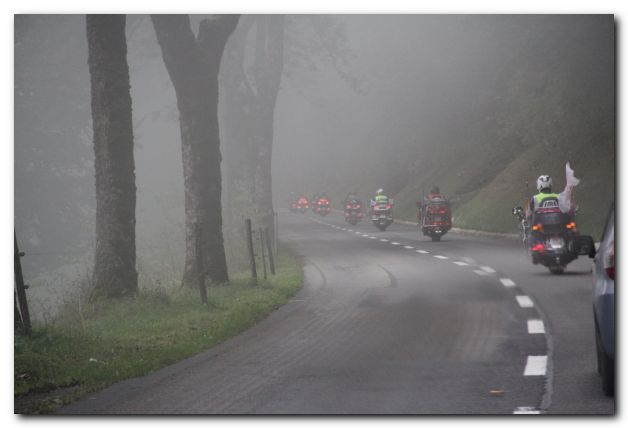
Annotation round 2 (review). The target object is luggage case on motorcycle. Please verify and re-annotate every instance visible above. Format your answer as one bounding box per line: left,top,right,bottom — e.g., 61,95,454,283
570,235,596,258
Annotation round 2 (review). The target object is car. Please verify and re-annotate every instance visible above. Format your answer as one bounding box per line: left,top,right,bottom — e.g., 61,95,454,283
593,202,615,396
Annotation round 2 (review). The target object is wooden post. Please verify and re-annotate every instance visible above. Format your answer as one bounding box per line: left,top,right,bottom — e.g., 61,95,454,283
14,231,31,335
245,219,257,284
195,223,208,305
274,212,279,255
259,229,267,281
264,227,275,275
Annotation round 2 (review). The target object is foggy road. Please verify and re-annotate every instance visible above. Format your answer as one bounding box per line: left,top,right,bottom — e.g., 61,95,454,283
59,210,613,415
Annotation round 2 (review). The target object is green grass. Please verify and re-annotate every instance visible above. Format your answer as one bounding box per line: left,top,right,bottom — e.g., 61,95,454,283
14,247,303,413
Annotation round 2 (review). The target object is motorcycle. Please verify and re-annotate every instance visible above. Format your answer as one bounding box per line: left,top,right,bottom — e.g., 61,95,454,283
293,196,309,214
417,197,452,241
371,199,394,231
313,197,331,217
512,205,595,274
344,198,364,225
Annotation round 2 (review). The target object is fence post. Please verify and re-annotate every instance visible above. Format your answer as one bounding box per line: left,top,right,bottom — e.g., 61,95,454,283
245,219,257,284
264,228,275,275
259,229,267,281
195,222,208,305
14,231,31,335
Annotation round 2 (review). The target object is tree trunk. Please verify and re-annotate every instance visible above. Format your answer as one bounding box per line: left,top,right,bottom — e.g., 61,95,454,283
86,14,138,299
222,15,284,243
151,15,238,286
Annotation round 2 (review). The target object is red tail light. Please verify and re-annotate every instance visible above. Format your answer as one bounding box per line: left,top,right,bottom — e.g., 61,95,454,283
386,204,392,209
566,222,576,230
532,224,543,232
531,244,545,253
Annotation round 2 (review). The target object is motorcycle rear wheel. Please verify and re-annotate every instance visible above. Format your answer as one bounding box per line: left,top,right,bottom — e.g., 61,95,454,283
549,265,565,275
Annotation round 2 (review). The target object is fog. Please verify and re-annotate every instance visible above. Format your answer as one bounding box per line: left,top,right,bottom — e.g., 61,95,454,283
14,15,613,320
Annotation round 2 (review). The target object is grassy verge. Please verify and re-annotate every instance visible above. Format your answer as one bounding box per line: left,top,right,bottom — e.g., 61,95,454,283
14,247,303,414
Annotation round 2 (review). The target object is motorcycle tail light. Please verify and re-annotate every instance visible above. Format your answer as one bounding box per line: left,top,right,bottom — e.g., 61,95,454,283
532,224,543,232
566,222,576,230
531,244,545,253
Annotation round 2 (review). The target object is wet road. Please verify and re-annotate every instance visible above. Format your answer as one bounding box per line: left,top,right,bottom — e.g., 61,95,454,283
60,210,614,414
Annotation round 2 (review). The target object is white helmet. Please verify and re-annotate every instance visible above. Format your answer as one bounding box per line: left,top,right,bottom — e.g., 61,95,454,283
376,188,384,195
536,175,552,192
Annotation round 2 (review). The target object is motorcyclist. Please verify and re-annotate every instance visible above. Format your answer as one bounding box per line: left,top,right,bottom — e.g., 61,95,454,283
418,186,444,220
344,191,359,203
427,186,442,200
343,191,361,208
527,175,560,217
526,175,562,251
374,188,389,204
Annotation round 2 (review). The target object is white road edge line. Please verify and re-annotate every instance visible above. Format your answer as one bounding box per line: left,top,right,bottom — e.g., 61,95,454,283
527,319,546,334
516,295,535,308
500,278,516,288
453,261,469,266
524,355,547,376
433,255,448,259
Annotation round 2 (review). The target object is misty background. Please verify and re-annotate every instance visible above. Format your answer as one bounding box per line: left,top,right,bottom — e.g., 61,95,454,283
14,15,614,320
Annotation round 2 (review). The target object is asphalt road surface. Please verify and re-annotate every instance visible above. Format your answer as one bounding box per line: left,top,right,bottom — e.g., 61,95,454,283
60,210,615,415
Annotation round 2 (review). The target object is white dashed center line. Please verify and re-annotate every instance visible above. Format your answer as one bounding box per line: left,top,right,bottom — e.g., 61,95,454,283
513,407,541,414
524,356,547,376
480,266,496,273
516,295,535,308
500,278,516,288
453,261,469,266
433,255,448,259
527,319,546,334
380,239,389,242
369,236,377,239
416,250,429,254
473,269,489,276
404,245,414,249
391,242,401,246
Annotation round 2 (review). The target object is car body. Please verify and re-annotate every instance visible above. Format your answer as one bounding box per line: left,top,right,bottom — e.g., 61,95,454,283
593,202,615,396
